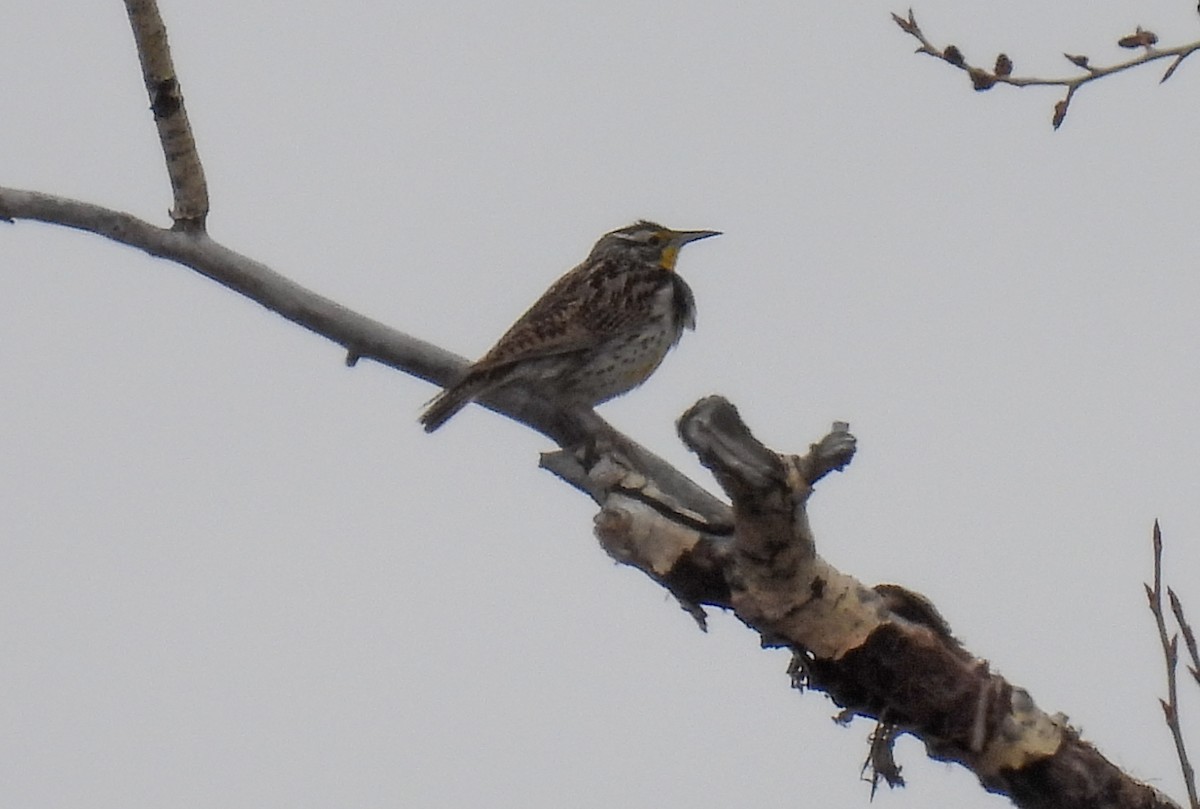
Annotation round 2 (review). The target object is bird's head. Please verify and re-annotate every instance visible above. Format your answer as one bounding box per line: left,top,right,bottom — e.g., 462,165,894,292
591,221,720,271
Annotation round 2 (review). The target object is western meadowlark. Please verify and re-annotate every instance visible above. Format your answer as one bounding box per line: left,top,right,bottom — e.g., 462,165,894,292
420,220,719,432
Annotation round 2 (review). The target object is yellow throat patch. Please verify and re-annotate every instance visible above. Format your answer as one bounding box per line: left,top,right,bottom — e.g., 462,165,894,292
659,243,680,271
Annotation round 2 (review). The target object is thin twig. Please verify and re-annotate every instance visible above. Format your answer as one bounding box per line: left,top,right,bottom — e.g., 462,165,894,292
893,9,1200,129
1169,589,1200,688
1145,521,1199,809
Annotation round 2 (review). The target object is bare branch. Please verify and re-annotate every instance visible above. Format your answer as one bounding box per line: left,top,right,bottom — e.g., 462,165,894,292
1168,589,1200,687
124,0,209,227
0,187,454,379
1147,522,1199,809
894,9,1200,128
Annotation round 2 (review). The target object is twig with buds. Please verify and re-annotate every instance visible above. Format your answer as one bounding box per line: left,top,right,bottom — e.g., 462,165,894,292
893,8,1200,129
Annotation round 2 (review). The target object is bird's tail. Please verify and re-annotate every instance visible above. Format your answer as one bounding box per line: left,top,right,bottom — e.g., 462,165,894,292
419,375,486,432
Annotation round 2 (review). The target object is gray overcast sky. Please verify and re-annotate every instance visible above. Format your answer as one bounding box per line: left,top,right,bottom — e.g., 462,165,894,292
3,1,1199,807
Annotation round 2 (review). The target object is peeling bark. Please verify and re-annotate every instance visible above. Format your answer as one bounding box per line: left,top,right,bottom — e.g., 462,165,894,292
558,395,1177,809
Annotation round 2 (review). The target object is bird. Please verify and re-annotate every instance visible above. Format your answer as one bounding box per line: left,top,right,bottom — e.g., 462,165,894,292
420,220,720,432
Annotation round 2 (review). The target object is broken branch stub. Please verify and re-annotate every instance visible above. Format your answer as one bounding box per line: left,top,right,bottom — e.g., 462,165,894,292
677,396,879,658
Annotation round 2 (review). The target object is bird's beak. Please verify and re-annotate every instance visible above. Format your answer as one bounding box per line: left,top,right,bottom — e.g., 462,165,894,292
660,229,720,271
672,229,721,246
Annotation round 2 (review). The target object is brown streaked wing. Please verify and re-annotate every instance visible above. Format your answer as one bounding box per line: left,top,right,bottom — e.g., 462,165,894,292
469,257,662,373
468,260,601,372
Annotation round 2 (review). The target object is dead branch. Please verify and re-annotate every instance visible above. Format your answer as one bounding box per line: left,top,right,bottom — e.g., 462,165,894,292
664,398,1174,809
893,8,1200,129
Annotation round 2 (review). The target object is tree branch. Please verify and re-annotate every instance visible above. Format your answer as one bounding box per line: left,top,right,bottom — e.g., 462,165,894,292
124,0,209,226
0,183,733,555
659,398,1176,809
0,187,455,382
893,9,1200,129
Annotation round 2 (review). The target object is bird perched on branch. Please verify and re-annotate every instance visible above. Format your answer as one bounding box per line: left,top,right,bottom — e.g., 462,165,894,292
420,220,720,432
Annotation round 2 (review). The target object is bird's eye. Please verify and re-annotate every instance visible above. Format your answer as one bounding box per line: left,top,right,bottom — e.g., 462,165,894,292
645,234,663,246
